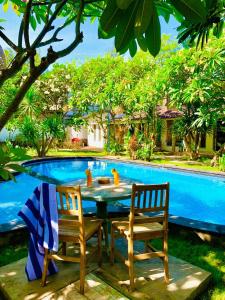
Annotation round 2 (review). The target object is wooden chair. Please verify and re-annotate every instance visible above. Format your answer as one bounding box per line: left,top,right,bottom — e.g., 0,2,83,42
110,183,169,291
41,186,103,294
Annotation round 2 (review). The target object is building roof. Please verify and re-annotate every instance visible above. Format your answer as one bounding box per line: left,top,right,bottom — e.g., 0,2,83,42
156,106,183,119
65,105,183,122
110,107,183,121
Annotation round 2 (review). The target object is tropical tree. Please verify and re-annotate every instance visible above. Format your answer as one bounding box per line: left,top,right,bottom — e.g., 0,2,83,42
35,63,76,113
70,54,125,144
157,35,225,159
16,64,76,156
19,115,65,157
0,0,224,131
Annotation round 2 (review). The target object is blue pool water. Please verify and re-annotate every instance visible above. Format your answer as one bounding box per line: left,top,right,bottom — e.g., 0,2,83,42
0,158,225,228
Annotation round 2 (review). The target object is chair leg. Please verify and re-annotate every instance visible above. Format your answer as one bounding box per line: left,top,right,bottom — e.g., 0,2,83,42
110,225,115,265
144,240,148,253
163,232,169,284
79,240,86,295
102,221,109,249
128,237,135,291
41,248,49,287
97,226,102,267
62,242,66,255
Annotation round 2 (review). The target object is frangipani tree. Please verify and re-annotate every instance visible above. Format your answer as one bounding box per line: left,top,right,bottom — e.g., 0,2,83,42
0,0,224,131
156,35,225,159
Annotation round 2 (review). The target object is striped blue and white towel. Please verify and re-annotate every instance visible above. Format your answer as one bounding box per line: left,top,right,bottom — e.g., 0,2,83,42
18,183,59,281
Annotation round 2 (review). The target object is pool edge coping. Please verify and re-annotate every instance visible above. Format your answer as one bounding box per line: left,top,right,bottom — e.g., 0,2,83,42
1,156,225,235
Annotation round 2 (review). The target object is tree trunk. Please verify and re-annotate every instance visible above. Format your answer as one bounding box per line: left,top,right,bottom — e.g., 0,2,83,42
0,52,29,88
211,143,225,167
172,135,176,153
0,49,58,131
183,135,193,159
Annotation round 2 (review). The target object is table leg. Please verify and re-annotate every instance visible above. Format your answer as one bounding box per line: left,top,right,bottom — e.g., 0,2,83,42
96,202,109,250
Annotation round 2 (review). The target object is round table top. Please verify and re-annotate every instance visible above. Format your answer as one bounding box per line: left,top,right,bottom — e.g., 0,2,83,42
65,177,133,202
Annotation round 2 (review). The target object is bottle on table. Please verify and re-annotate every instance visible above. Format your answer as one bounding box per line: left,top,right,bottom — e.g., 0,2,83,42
111,168,120,186
85,169,92,187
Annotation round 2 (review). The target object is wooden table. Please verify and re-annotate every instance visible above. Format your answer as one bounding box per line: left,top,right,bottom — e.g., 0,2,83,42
65,177,133,249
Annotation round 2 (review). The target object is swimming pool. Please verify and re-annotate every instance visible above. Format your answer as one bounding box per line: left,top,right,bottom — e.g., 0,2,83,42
0,157,225,232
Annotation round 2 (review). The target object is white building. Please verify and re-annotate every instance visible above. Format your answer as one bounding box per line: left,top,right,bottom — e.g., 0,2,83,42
68,118,106,149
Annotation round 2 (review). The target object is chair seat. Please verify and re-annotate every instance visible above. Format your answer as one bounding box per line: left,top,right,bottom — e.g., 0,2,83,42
59,217,103,242
112,216,163,237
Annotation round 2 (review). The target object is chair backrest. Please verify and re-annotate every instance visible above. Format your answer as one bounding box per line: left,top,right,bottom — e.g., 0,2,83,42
129,183,169,234
56,185,84,238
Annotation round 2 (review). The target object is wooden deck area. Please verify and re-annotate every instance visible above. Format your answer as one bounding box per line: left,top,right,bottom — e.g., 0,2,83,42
0,241,211,300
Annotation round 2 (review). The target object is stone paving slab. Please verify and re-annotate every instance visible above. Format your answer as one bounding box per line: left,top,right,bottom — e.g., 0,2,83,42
95,255,211,300
51,273,128,300
0,254,211,300
0,258,96,300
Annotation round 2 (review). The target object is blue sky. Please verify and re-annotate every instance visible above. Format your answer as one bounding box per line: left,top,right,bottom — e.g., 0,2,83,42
0,6,179,64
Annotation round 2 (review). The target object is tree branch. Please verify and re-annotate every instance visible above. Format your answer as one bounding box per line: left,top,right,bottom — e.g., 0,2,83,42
18,20,24,50
56,0,84,58
0,51,28,87
37,17,74,48
30,52,36,70
0,47,59,131
0,30,18,52
32,0,68,49
24,0,33,49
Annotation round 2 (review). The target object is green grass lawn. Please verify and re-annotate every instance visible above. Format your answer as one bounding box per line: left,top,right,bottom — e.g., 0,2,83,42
150,158,221,173
26,148,222,174
27,148,106,157
1,231,224,299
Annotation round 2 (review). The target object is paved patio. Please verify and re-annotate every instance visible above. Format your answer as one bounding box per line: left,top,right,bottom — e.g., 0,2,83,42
0,240,211,300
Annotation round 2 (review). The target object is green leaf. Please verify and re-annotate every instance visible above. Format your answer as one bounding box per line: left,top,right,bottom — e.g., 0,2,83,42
2,0,9,12
35,12,42,25
137,35,147,51
100,0,122,32
98,25,116,39
0,169,10,181
145,5,161,57
30,15,37,31
135,0,153,36
0,18,6,22
6,163,26,173
115,0,139,51
129,39,137,57
213,21,224,38
170,0,206,23
205,0,214,10
119,43,129,55
156,3,172,24
116,0,134,9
